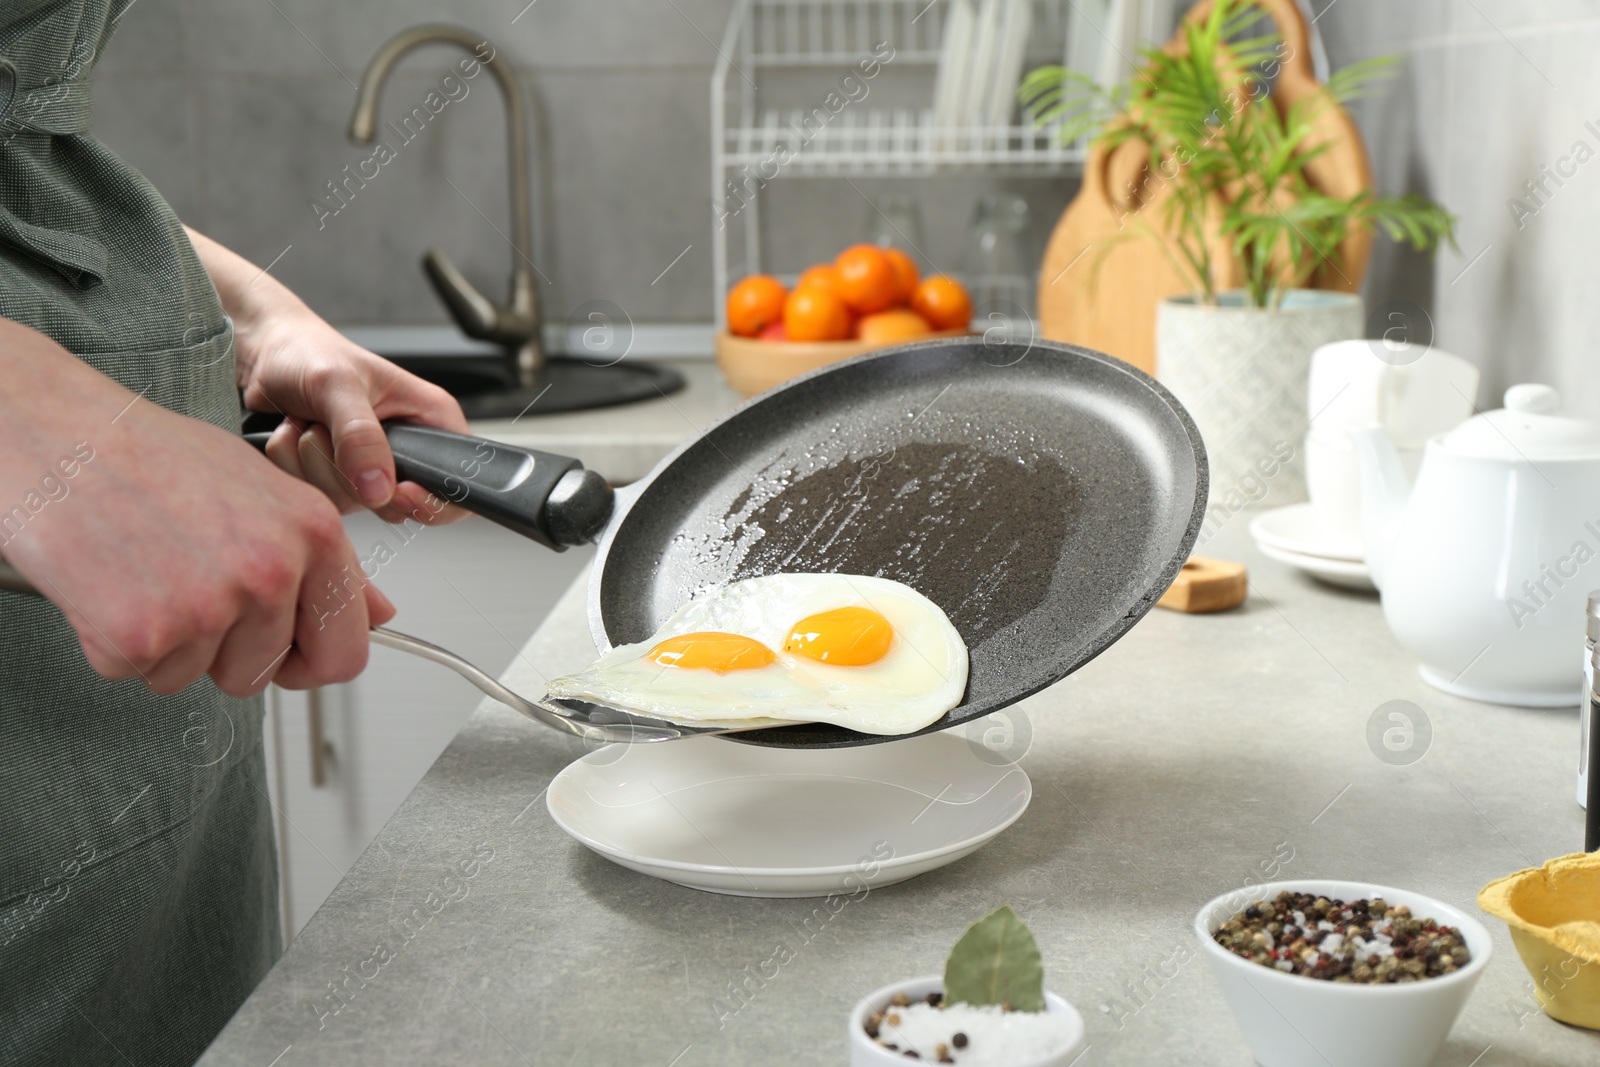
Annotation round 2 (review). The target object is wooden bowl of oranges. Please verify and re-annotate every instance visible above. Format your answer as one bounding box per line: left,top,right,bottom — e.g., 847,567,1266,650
716,244,973,398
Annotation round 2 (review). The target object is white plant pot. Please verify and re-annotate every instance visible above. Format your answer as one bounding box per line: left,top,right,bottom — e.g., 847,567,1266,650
1157,290,1363,510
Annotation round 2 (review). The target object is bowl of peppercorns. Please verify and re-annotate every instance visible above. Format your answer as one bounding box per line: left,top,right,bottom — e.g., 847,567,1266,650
1194,880,1493,1067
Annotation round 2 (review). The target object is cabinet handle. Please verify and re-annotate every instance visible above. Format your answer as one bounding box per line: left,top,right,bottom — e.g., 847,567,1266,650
307,688,333,787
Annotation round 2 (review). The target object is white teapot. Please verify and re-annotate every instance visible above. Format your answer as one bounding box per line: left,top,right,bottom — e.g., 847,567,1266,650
1348,384,1600,707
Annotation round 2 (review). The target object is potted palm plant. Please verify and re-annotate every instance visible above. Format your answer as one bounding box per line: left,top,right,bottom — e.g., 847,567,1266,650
1020,0,1454,506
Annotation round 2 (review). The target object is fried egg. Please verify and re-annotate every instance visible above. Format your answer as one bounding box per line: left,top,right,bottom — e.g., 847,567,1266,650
547,573,968,735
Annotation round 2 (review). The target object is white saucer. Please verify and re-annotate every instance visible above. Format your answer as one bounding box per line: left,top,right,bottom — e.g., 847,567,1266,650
1256,540,1376,591
1250,503,1363,562
546,731,1031,898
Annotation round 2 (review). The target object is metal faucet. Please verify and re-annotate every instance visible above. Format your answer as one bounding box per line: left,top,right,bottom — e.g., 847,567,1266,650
349,25,543,385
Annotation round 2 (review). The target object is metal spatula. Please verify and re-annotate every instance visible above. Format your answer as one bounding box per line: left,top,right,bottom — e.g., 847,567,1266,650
0,561,743,744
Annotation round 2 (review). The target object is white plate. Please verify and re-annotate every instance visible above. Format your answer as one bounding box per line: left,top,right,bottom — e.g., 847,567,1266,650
546,731,1031,898
1250,503,1363,562
986,0,1032,129
931,0,976,135
963,0,1004,129
1256,540,1376,591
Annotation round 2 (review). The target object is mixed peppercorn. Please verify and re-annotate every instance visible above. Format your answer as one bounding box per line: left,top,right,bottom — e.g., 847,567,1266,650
1214,890,1471,983
866,992,964,1062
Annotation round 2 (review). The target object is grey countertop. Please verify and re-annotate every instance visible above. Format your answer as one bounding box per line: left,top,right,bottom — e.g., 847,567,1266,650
199,517,1597,1067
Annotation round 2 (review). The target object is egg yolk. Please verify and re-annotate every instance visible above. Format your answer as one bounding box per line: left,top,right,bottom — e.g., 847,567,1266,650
783,606,894,666
647,632,777,673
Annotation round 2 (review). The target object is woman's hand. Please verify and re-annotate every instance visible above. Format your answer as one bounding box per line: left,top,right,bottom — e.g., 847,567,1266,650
0,320,392,696
241,306,472,526
187,227,471,526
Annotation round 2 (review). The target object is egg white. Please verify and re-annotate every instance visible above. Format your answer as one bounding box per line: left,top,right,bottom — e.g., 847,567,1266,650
547,573,969,735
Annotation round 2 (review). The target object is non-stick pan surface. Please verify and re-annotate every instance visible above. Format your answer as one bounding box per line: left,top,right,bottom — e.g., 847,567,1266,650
589,337,1207,748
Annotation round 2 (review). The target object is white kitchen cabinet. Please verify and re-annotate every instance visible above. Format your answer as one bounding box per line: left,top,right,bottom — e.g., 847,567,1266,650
262,511,593,938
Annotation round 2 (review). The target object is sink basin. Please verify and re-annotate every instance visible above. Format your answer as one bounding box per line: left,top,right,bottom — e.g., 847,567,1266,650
239,354,686,436
386,354,685,420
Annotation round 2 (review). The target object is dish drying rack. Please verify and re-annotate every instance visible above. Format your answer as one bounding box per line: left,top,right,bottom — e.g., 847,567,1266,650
711,0,1151,328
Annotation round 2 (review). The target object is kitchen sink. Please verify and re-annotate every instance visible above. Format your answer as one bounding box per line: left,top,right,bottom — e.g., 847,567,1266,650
384,354,685,419
239,354,685,435
331,26,689,427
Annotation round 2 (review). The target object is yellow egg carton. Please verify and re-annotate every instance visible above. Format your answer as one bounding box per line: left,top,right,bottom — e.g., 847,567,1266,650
1479,852,1600,1030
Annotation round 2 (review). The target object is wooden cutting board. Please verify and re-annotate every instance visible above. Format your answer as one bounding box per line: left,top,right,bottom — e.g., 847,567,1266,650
1037,0,1374,374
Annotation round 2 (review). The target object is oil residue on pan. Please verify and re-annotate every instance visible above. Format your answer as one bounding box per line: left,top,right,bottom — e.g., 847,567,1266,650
730,441,1076,641
659,405,1079,625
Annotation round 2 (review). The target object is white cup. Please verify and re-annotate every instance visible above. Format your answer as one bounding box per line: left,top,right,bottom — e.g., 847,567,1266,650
1309,340,1479,448
1305,428,1365,551
1306,429,1424,558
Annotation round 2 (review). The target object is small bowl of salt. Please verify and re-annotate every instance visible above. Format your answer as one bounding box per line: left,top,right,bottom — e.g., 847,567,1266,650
848,906,1086,1066
848,976,1085,1066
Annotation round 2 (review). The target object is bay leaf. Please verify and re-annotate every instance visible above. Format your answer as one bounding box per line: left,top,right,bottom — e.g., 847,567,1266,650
942,904,1045,1012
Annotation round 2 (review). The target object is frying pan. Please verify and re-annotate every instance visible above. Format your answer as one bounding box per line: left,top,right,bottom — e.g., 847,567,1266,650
4,337,1206,748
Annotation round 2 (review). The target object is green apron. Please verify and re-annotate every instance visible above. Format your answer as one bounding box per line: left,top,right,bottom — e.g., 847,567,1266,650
0,2,280,1063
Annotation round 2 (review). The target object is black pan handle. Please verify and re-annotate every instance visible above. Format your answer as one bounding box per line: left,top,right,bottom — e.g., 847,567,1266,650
244,423,613,550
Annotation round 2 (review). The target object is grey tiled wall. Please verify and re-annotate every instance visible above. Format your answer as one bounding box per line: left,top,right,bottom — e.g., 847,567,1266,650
93,0,743,328
88,0,1600,421
89,0,1073,331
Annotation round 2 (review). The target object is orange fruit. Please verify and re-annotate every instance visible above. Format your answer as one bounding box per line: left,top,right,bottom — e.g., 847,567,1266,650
758,321,788,341
783,286,852,342
855,308,933,344
910,275,972,331
883,248,919,305
726,275,787,338
797,264,844,299
833,244,898,314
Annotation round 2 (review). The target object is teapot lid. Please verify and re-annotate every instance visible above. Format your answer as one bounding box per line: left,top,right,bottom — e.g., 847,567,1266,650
1437,384,1600,460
